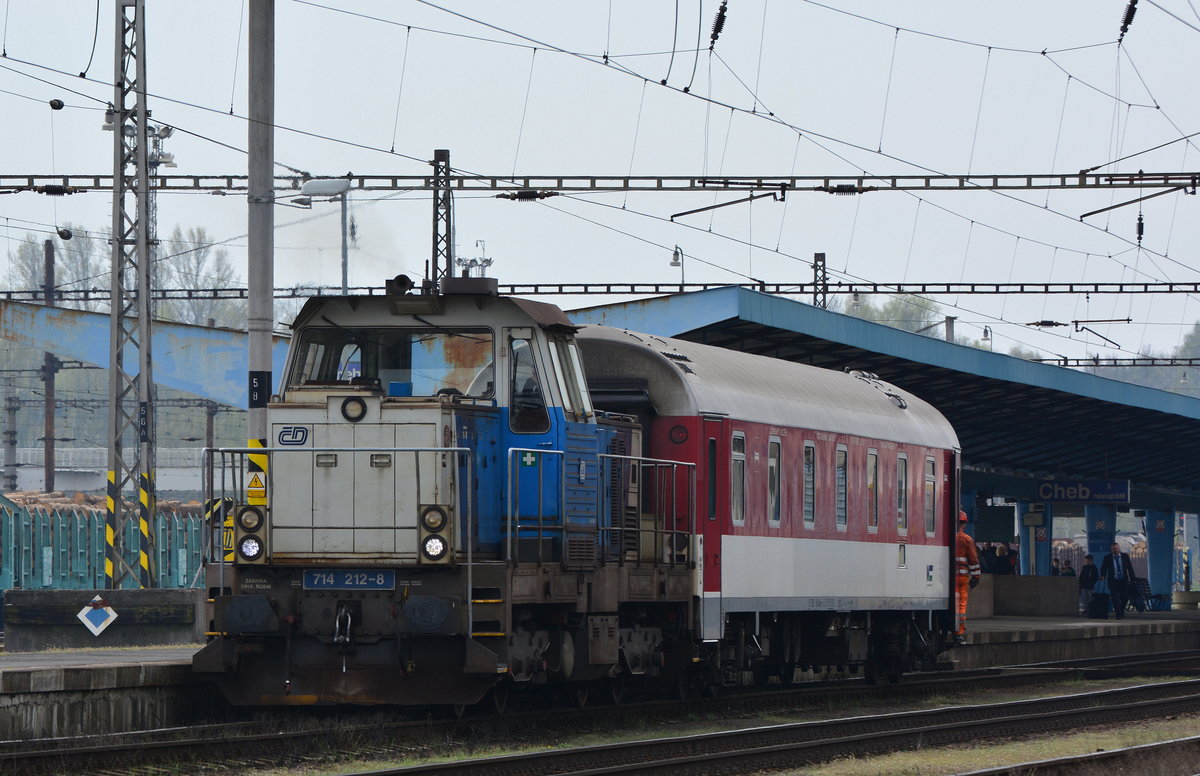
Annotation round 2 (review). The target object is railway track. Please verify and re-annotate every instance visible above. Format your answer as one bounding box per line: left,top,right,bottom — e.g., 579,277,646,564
5,651,1199,775
342,680,1200,776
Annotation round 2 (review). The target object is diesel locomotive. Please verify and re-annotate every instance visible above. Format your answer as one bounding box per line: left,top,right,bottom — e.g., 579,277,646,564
193,275,960,706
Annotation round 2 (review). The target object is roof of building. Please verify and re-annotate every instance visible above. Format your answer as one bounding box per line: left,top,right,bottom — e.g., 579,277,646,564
569,287,1200,511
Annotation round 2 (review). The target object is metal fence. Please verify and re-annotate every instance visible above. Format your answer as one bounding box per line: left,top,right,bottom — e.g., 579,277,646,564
0,495,205,591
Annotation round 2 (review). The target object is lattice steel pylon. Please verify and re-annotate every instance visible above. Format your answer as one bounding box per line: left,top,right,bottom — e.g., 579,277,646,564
105,0,157,589
431,149,454,287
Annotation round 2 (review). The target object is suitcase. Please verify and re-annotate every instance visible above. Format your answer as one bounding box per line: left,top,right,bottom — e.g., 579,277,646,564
1088,592,1110,619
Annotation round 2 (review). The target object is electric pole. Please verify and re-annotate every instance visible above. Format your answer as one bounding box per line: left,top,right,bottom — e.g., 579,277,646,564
42,239,57,493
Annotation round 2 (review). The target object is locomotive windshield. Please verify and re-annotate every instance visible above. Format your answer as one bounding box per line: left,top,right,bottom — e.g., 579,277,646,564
289,326,494,397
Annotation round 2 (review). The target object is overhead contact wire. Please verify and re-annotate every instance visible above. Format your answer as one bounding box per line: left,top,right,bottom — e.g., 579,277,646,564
878,28,899,153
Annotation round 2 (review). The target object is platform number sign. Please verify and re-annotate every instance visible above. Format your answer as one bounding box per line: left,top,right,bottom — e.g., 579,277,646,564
1035,527,1048,542
1093,520,1107,531
1155,519,1167,532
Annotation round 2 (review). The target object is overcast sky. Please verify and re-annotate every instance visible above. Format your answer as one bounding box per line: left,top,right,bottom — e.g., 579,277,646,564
2,0,1199,363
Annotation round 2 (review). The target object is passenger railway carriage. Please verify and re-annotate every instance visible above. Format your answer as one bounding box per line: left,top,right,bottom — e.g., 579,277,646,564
194,276,961,706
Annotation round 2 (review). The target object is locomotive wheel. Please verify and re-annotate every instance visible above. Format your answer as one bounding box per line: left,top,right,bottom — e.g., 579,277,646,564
488,684,510,715
777,662,796,687
603,676,624,705
751,663,770,687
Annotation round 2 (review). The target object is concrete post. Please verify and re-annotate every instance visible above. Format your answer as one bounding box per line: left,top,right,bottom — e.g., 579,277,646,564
1085,504,1117,558
1143,508,1174,602
247,0,274,444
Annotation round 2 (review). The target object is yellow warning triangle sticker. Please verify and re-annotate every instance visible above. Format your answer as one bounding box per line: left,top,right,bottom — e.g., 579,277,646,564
249,473,265,489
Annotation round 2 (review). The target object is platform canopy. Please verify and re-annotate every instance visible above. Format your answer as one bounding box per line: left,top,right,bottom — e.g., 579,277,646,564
568,287,1200,513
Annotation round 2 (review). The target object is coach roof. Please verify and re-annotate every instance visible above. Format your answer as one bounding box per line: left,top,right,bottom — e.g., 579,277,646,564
577,325,959,451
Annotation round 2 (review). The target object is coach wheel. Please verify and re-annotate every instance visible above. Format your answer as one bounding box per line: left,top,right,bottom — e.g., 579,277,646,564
751,663,771,687
777,662,797,687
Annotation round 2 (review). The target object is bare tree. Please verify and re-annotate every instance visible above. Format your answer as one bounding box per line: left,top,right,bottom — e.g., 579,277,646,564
5,225,108,312
157,225,245,328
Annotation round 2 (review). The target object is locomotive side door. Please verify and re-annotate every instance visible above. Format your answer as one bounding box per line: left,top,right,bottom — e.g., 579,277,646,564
699,415,727,640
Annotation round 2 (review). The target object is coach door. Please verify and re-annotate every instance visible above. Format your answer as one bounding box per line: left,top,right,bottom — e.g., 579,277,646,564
699,415,727,640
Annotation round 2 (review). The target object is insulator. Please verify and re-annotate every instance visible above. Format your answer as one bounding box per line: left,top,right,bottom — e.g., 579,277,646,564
1119,0,1137,39
34,185,77,196
1136,212,1144,243
496,190,556,201
709,1,728,50
828,184,860,195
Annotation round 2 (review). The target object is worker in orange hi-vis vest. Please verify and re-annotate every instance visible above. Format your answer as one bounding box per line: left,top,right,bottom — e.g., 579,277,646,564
954,510,981,644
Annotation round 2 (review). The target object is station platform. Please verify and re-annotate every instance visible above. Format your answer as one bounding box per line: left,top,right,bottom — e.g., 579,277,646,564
949,609,1200,669
3,611,1200,739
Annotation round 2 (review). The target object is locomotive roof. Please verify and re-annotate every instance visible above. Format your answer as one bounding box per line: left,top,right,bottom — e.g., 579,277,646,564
577,325,959,451
288,291,575,330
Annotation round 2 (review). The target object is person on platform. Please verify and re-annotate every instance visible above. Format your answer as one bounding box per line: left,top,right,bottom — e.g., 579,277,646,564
1050,558,1061,576
954,511,982,644
1077,554,1098,614
1098,542,1136,619
992,544,1012,575
1060,559,1076,577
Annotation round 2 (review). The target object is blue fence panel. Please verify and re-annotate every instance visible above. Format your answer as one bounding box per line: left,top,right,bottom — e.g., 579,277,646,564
0,495,204,591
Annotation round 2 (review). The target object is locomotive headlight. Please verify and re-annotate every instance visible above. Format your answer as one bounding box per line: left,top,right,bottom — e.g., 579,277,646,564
421,506,447,532
239,535,264,561
237,506,264,532
421,534,448,561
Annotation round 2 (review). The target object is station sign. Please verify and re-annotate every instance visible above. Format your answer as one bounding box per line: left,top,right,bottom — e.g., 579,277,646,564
1035,479,1129,503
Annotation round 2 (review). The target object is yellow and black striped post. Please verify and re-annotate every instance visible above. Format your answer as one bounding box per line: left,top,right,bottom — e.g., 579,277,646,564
247,438,268,506
138,470,155,588
105,471,119,588
204,497,236,562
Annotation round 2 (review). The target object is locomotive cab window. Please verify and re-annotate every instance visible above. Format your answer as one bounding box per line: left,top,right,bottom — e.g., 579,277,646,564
289,326,494,397
509,337,550,433
897,453,909,535
548,336,593,423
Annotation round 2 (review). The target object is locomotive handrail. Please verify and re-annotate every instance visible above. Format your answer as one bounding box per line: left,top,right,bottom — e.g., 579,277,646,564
597,453,697,569
202,444,477,635
505,447,567,565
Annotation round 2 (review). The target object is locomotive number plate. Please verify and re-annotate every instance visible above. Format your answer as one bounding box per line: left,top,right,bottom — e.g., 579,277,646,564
303,570,396,590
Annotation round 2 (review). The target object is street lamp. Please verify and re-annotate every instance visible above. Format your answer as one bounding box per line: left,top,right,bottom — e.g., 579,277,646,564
300,179,353,294
670,245,684,290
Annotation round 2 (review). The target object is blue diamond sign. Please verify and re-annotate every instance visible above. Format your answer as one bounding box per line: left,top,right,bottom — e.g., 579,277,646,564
76,595,118,637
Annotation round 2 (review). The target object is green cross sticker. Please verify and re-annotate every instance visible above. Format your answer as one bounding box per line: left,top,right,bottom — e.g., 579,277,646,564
520,451,539,467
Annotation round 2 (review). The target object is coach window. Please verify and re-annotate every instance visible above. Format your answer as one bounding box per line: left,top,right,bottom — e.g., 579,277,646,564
835,446,848,531
896,453,909,535
731,433,746,525
867,450,879,532
803,442,816,529
707,438,718,520
767,438,782,526
509,337,550,433
924,457,937,535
